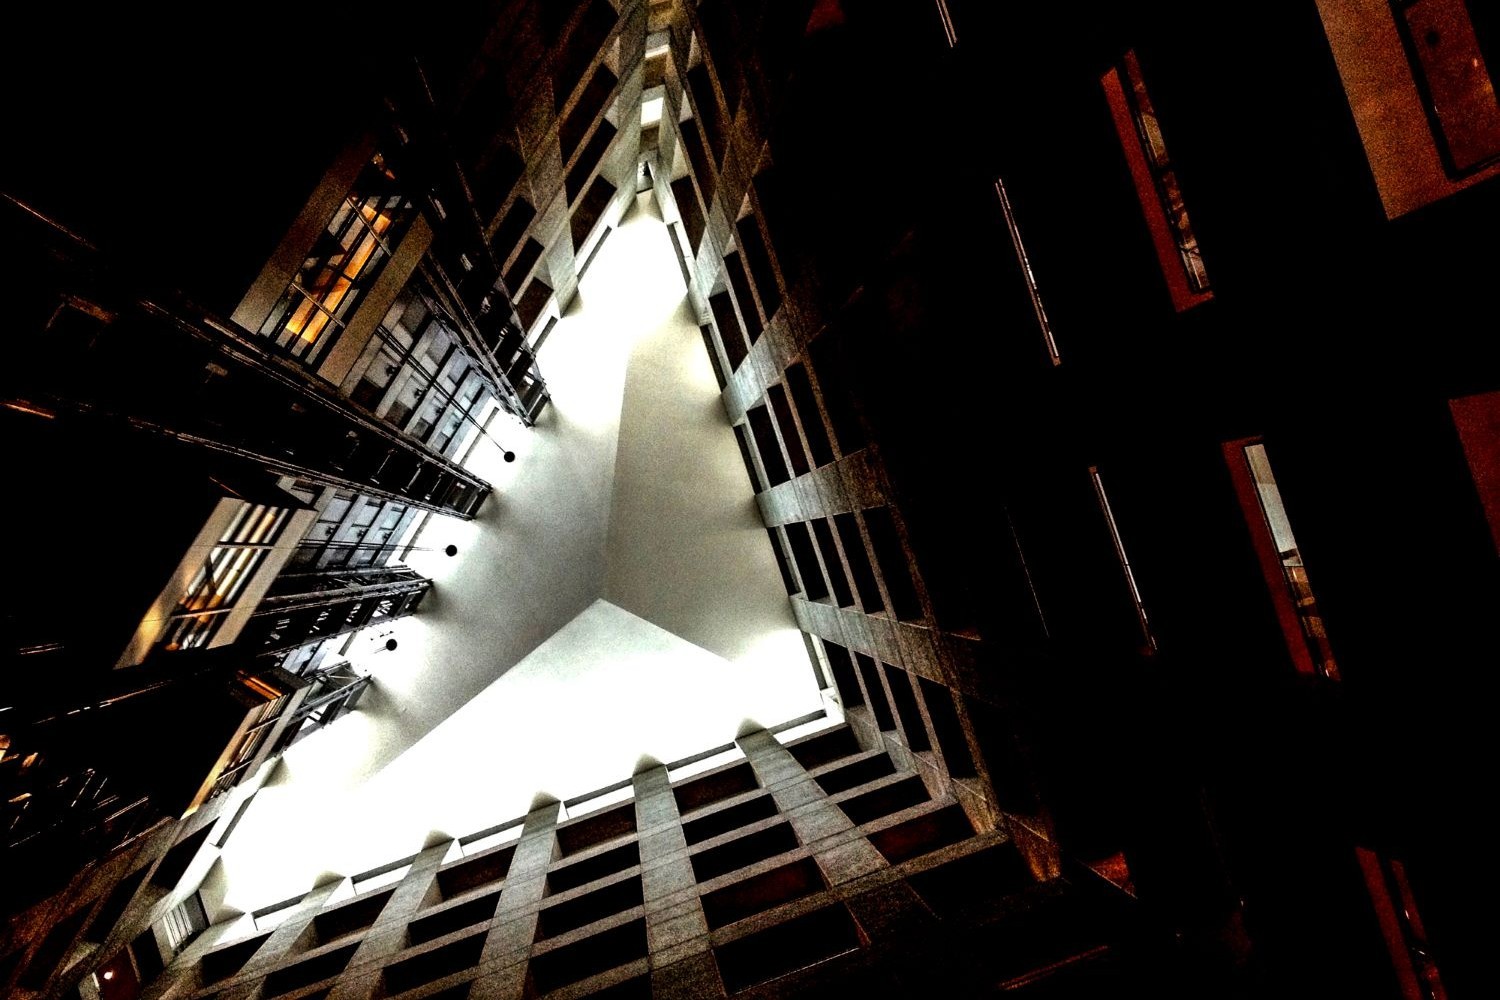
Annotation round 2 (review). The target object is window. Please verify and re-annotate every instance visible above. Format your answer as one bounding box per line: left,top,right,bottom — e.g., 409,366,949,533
1102,50,1212,311
1317,0,1500,217
159,893,208,955
160,503,293,652
1224,440,1340,680
1088,467,1156,654
347,284,495,455
292,494,415,571
994,176,1059,365
258,153,413,365
934,0,958,47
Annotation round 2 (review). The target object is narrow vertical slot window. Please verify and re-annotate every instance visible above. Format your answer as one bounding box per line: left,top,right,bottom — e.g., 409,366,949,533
833,512,883,612
1101,51,1212,311
883,663,931,752
810,517,855,607
1088,467,1156,655
994,177,1058,366
862,507,924,621
935,0,958,47
855,653,896,732
821,638,864,707
1225,440,1340,681
746,404,790,486
766,383,811,478
784,521,829,601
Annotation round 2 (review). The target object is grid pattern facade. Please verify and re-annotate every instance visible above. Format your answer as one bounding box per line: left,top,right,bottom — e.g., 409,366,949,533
141,725,1142,1000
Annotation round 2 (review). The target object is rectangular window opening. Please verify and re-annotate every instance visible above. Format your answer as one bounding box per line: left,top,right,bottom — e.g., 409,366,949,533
883,663,931,752
766,383,811,477
855,653,897,732
1088,467,1157,655
833,512,883,612
821,638,864,708
1101,52,1212,311
810,517,855,608
861,508,923,621
783,521,829,601
784,362,836,467
1226,441,1340,681
919,678,976,778
994,176,1059,365
745,404,790,487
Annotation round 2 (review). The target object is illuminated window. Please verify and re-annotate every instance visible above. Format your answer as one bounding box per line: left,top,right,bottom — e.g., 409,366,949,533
160,504,293,652
1224,439,1340,681
1316,0,1500,217
1101,51,1212,312
258,154,413,365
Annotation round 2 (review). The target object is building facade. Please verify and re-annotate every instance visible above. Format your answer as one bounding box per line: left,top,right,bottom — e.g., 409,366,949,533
5,0,1499,997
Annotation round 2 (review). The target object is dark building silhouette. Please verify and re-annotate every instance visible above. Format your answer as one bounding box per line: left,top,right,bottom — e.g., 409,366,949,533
4,1,1499,997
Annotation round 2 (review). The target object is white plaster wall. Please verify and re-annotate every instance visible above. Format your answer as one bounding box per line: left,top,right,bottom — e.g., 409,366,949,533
603,197,804,666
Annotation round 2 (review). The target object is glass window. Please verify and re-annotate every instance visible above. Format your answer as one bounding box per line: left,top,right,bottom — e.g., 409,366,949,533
257,153,413,366
1101,51,1213,311
161,503,292,652
1226,440,1340,681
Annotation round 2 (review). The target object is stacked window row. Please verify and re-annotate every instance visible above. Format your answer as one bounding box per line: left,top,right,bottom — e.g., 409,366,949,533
169,728,994,1000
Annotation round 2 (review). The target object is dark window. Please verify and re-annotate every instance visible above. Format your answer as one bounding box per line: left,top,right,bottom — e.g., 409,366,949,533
862,507,923,621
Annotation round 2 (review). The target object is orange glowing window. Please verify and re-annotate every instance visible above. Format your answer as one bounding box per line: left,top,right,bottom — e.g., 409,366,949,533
261,156,411,362
161,504,292,652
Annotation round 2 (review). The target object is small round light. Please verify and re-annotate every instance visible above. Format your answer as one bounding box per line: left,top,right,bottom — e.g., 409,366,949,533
102,971,115,981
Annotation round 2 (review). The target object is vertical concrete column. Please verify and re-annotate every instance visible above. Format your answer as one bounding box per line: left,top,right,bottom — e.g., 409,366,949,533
471,801,562,1000
238,877,345,977
738,729,883,886
737,728,933,942
633,764,725,999
328,839,451,1000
